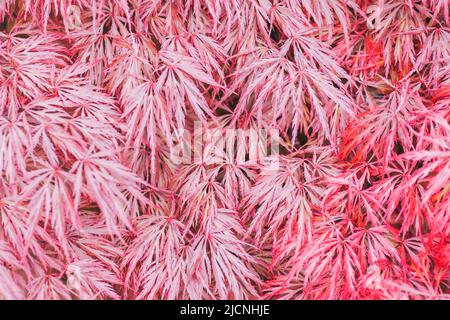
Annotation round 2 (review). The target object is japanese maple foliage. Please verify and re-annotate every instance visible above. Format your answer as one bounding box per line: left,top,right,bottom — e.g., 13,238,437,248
0,0,449,300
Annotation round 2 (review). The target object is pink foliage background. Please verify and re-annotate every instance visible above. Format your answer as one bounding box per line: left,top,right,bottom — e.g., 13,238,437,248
0,0,449,299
